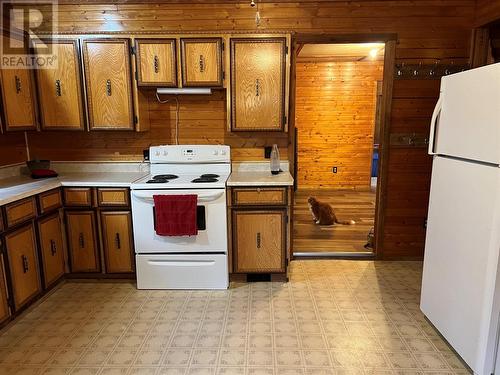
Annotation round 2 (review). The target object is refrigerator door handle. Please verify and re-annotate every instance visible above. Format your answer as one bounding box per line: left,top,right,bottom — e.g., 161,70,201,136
428,96,443,156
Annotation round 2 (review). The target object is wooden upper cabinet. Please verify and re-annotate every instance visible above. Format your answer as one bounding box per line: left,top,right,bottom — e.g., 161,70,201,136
0,34,38,131
35,39,85,130
136,39,177,87
82,39,135,130
66,211,100,273
37,214,65,287
180,38,223,87
230,37,287,131
4,224,41,310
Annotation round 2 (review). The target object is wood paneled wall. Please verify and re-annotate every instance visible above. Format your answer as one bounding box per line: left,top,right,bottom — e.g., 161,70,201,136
296,61,383,190
1,0,476,259
0,133,27,166
27,90,288,162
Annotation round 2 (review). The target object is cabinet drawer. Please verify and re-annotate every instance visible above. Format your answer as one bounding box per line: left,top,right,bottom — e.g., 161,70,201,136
232,188,287,206
64,188,92,207
38,189,62,214
4,224,41,310
97,188,129,207
5,197,37,227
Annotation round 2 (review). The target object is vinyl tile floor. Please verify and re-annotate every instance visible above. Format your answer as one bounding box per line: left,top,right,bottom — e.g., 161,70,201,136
0,260,471,375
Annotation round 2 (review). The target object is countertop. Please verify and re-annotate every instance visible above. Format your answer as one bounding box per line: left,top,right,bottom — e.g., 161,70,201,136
227,171,294,187
0,172,147,206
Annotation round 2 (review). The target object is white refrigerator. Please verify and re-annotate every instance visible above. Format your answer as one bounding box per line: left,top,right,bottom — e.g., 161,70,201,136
421,62,500,375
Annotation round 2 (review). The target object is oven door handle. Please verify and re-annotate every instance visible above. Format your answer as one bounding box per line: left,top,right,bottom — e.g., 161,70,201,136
132,191,224,204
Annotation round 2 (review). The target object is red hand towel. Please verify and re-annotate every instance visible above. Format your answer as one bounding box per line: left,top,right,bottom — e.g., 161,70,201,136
153,195,198,236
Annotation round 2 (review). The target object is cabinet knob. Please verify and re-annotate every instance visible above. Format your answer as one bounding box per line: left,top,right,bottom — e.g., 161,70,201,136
55,79,62,96
154,55,159,74
21,255,29,273
15,75,21,94
79,233,85,248
199,55,205,73
115,233,121,249
106,79,112,96
50,239,57,256
256,232,261,249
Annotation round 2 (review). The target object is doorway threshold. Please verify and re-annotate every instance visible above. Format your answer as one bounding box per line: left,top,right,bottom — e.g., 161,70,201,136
293,251,375,259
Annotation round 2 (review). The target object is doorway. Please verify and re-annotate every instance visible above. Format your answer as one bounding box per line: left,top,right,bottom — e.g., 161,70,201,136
292,40,391,257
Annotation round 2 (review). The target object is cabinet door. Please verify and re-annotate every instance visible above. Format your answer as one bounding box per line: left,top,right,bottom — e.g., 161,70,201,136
0,254,11,324
66,211,100,272
4,224,41,310
82,39,134,130
180,38,223,87
100,211,134,273
136,39,177,87
0,34,37,131
35,39,85,130
233,209,286,273
230,38,286,131
37,213,65,287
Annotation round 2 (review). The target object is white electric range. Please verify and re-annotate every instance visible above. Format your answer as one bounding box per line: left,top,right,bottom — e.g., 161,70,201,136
131,145,231,289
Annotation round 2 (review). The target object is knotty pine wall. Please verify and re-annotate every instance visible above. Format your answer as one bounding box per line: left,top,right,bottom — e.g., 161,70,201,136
27,90,289,162
296,60,383,190
1,0,478,259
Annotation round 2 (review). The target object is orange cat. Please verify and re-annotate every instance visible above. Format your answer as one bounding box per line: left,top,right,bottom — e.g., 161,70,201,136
307,197,356,226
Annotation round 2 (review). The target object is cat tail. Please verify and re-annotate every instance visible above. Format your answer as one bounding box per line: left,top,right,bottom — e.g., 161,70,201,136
335,219,356,225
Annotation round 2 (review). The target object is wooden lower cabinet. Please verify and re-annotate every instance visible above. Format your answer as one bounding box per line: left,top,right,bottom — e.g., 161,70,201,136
66,211,100,272
100,211,134,273
233,209,286,273
0,255,11,323
37,213,66,287
4,224,41,310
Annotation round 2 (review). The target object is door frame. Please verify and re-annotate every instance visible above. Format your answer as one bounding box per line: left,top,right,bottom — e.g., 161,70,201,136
289,33,397,259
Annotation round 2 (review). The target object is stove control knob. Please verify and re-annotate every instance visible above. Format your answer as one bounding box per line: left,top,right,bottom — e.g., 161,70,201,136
221,150,227,155
155,151,160,156
163,151,168,156
213,150,219,155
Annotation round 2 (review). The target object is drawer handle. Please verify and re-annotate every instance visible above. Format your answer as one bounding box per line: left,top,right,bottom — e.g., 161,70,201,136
106,79,112,96
255,78,260,97
154,55,159,73
50,239,57,256
55,79,61,96
15,75,21,94
199,54,205,73
115,233,121,249
79,233,85,248
21,255,29,273
256,232,261,249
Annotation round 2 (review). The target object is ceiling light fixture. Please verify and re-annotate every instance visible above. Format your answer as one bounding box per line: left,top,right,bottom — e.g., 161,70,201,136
369,48,378,59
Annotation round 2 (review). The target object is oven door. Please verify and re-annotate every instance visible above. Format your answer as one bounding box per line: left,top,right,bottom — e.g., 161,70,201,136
131,188,227,253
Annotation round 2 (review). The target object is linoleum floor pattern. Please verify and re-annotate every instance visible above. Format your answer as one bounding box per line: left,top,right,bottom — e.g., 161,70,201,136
0,260,470,375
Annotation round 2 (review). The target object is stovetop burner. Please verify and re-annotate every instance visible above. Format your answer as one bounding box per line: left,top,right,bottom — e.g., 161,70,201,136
146,178,169,184
153,174,178,180
200,174,220,179
192,177,219,183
